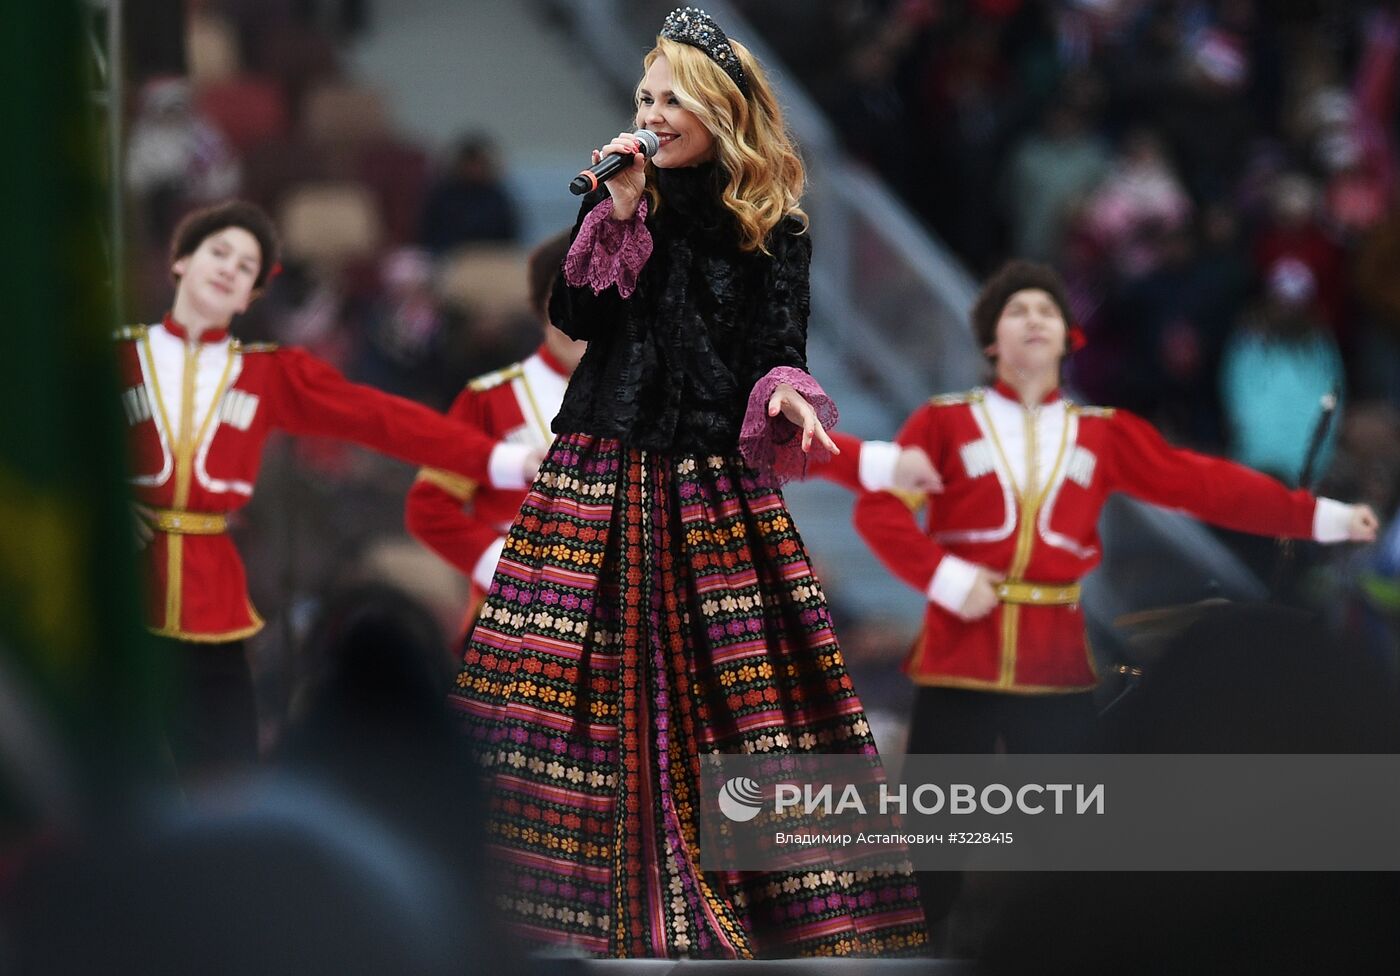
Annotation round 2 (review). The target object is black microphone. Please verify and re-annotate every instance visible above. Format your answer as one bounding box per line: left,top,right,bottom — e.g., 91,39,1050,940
568,129,660,195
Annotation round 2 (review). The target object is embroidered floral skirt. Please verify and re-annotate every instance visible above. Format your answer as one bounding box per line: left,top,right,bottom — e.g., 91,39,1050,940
447,432,926,958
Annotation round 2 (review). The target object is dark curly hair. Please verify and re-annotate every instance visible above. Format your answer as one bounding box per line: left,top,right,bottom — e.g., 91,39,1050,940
169,200,281,290
971,259,1072,359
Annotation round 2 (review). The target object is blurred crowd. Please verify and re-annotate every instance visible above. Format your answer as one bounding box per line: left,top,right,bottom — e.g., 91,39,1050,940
126,1,534,416
740,0,1400,482
737,0,1400,676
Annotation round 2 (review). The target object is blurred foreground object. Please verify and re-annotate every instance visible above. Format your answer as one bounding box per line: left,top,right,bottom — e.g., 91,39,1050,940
0,1,163,840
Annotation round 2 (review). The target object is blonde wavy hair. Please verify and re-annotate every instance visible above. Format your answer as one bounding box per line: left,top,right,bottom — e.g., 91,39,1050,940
636,36,807,254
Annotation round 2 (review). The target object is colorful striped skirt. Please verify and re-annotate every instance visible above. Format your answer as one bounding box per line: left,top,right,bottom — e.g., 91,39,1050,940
447,432,927,958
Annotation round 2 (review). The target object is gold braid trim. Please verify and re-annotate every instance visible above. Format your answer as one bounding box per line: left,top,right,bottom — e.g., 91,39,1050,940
886,487,928,513
150,508,229,535
995,580,1081,605
415,467,479,501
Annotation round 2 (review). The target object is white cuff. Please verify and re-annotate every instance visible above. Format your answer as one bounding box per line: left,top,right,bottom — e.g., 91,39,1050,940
488,443,532,490
471,537,507,590
927,554,980,614
1312,497,1354,543
858,440,901,493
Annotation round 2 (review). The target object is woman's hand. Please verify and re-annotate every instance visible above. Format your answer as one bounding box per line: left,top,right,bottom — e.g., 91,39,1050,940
593,132,648,220
1348,504,1380,542
766,382,840,455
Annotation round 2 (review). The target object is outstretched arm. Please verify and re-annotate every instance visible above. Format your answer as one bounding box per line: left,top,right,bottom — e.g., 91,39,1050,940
1106,409,1377,542
853,405,1001,621
404,387,513,587
807,433,943,494
738,229,837,482
405,473,507,587
266,347,539,489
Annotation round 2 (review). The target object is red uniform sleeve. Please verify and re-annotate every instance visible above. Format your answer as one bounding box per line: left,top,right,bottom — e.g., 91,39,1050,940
853,405,950,592
1105,409,1317,538
264,347,500,481
807,431,863,491
404,387,504,578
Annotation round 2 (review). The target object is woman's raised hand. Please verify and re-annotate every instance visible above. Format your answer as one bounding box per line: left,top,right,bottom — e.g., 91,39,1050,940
594,132,648,220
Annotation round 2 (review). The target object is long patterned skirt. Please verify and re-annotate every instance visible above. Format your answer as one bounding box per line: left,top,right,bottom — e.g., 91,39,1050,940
447,432,927,958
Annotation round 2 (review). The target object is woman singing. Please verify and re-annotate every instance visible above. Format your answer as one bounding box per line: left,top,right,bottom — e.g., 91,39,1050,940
447,7,926,959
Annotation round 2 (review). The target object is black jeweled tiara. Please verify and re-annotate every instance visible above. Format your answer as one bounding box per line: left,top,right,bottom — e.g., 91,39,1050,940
659,6,750,96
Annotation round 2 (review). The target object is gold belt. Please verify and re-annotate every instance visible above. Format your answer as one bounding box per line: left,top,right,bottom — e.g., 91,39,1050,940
151,508,229,535
996,580,1081,606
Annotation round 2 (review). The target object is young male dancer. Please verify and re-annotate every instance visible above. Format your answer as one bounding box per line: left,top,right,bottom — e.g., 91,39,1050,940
856,259,1378,755
118,200,541,771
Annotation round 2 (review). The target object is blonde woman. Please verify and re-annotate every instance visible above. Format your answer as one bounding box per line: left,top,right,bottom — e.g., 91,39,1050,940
447,7,926,960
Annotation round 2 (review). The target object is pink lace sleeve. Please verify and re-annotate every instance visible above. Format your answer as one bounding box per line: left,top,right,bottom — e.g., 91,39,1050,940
739,366,840,486
562,197,652,298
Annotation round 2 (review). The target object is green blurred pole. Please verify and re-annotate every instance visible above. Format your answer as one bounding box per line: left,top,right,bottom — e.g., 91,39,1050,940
0,1,162,837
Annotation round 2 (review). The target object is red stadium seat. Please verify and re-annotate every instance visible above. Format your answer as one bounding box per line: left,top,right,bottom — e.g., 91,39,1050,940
196,75,290,153
356,140,430,246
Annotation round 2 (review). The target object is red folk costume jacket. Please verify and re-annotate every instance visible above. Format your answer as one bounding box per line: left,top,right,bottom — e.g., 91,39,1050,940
117,316,531,642
854,381,1355,693
406,345,572,629
407,344,901,631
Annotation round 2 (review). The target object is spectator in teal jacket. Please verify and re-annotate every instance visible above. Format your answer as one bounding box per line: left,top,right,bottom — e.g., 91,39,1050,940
1221,257,1345,485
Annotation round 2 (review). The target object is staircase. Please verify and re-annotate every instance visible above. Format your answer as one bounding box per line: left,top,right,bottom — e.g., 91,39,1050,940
348,0,628,244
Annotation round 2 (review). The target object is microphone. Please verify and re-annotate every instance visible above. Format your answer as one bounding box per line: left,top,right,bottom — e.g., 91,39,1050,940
568,129,660,195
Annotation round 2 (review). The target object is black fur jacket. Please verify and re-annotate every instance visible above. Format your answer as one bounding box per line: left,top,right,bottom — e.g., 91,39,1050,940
549,162,812,455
